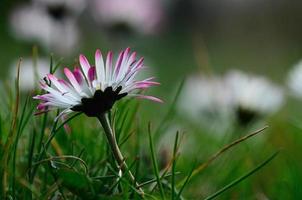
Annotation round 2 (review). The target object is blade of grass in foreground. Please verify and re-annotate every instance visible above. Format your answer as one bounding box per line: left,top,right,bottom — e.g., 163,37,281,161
12,95,30,196
204,150,280,200
1,59,20,198
151,131,183,193
148,123,165,199
172,132,179,200
154,79,185,140
29,112,82,182
176,162,196,200
177,126,268,187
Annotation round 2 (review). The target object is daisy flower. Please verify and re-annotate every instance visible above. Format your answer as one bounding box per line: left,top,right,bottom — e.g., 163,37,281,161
90,0,164,35
9,1,82,55
34,48,162,118
33,0,86,15
10,58,50,91
287,60,302,98
225,70,284,125
177,75,234,132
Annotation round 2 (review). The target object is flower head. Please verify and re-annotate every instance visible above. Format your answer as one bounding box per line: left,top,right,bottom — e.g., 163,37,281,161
34,48,162,118
90,0,164,35
10,58,50,91
10,1,82,55
225,70,284,125
178,75,234,132
287,60,302,98
178,70,284,129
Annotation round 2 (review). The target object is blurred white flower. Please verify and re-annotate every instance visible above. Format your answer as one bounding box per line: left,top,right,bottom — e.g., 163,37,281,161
33,0,86,15
225,70,284,124
178,70,284,128
287,60,302,98
178,75,234,132
10,2,81,55
10,58,50,91
90,0,164,35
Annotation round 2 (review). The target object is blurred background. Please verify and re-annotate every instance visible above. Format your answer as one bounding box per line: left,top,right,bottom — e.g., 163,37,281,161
1,0,302,198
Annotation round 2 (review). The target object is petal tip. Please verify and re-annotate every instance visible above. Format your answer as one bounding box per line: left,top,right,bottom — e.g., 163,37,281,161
95,49,101,57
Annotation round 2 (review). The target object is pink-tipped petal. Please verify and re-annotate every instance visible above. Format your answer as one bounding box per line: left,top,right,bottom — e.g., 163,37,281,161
128,52,137,66
58,79,82,100
114,51,125,78
136,81,160,88
88,67,96,83
95,49,105,83
64,68,82,94
34,94,51,101
37,103,48,110
73,67,84,85
135,95,163,103
123,48,130,62
79,54,91,77
132,57,144,70
106,51,113,80
47,74,66,93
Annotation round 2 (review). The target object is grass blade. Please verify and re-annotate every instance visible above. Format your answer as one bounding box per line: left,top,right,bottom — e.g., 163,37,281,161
29,112,82,182
176,162,195,200
1,59,21,198
148,123,165,199
172,131,179,200
178,126,268,187
155,79,184,140
204,150,280,200
12,95,30,196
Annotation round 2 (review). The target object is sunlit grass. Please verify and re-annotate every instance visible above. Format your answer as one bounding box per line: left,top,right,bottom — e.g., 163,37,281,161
0,56,292,199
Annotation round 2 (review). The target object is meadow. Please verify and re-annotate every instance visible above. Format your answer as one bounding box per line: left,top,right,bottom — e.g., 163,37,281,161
1,0,302,199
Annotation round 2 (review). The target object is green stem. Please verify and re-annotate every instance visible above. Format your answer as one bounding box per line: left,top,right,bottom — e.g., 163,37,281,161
97,113,144,196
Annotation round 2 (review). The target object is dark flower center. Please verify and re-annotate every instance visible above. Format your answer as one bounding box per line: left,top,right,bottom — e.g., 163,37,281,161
47,5,67,21
236,106,258,126
71,86,127,117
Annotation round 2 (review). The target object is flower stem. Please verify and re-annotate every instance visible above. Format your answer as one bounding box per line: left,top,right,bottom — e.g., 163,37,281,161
97,113,144,196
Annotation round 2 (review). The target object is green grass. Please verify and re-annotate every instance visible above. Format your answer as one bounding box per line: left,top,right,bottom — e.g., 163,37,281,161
2,0,302,198
0,56,299,199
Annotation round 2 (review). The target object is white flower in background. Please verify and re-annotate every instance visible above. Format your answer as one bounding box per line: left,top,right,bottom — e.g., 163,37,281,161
225,70,284,125
287,60,302,98
177,75,234,132
10,58,50,91
178,70,284,129
90,0,164,35
9,1,82,55
33,0,86,15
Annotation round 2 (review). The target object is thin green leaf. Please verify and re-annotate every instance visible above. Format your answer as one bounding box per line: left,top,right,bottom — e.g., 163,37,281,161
138,172,181,188
154,79,185,140
204,150,280,200
52,57,64,74
178,126,268,187
1,58,21,197
12,95,30,196
105,163,142,196
30,112,82,182
49,54,53,74
172,131,180,200
148,123,165,199
119,130,135,147
106,157,138,194
32,155,89,174
176,162,195,200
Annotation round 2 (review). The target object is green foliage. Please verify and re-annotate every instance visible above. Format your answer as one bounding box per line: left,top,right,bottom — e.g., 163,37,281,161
0,57,290,199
